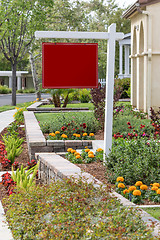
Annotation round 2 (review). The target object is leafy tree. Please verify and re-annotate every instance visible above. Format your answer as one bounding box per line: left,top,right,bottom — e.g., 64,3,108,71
0,0,53,105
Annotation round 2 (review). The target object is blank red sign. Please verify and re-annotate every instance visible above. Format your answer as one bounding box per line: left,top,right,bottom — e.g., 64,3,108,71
42,42,98,88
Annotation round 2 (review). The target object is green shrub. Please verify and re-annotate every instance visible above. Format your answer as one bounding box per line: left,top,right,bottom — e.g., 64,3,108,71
0,85,12,94
4,178,154,239
38,112,100,134
79,89,91,103
114,78,130,99
105,137,160,185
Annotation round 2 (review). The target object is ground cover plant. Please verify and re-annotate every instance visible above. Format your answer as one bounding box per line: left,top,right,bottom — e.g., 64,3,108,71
3,178,155,240
36,112,100,135
0,101,33,113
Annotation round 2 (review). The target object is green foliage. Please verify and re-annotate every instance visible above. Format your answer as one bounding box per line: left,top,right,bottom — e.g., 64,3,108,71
4,178,154,239
0,85,12,94
114,78,130,99
144,208,160,221
11,162,39,191
105,138,160,185
68,89,91,103
16,88,35,94
2,135,23,164
37,112,100,134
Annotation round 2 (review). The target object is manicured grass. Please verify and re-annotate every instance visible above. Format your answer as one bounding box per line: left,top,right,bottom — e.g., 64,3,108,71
39,102,94,110
143,207,160,221
0,102,32,113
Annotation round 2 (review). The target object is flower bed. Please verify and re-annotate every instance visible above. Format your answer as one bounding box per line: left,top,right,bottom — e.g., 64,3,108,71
116,177,160,204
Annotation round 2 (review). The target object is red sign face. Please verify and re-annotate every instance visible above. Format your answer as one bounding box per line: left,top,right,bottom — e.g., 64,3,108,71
42,42,98,88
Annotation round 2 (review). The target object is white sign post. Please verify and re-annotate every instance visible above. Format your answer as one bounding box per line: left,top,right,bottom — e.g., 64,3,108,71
35,24,124,159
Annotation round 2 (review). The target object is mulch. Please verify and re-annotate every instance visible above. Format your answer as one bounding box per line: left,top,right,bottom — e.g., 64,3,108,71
0,124,159,206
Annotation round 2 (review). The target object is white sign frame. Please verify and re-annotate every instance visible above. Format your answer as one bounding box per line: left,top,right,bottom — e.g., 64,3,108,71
35,24,124,159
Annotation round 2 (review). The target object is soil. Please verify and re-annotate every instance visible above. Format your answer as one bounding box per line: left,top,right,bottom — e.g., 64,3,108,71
0,125,159,206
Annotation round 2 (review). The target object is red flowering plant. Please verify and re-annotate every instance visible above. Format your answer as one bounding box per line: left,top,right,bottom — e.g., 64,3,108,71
27,159,37,169
1,172,15,195
47,121,92,140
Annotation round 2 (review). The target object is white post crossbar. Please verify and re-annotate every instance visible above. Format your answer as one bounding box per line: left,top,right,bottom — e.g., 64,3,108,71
35,24,124,160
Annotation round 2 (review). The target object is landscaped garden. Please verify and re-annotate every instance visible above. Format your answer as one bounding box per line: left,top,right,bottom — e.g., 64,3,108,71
0,89,160,238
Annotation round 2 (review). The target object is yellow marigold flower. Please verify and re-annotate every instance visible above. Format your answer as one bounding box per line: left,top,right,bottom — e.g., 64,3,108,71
67,148,72,152
133,190,141,196
153,183,160,188
76,155,81,159
116,177,124,182
151,186,158,191
15,107,19,110
71,149,76,154
55,131,60,134
85,149,90,153
88,151,94,155
83,133,87,136
49,133,55,137
89,133,94,137
140,185,148,190
118,183,125,189
85,146,88,148
73,133,77,136
96,148,103,152
61,134,67,138
123,189,129,194
88,154,95,158
36,98,39,101
135,181,143,187
128,186,136,192
157,189,160,194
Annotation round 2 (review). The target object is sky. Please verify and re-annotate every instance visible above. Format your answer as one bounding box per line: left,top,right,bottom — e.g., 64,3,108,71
115,0,136,8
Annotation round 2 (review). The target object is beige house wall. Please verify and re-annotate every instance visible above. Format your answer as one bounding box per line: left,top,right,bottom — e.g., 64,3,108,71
130,2,160,113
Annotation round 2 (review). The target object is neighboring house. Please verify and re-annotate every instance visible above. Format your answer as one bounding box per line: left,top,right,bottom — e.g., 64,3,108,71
0,71,34,90
123,0,160,113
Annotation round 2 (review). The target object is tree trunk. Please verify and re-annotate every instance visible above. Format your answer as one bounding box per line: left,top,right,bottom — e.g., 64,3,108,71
62,94,69,108
12,63,17,106
29,50,41,100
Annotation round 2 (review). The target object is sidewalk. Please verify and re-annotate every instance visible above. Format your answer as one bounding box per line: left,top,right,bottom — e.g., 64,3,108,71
0,109,15,240
0,109,16,133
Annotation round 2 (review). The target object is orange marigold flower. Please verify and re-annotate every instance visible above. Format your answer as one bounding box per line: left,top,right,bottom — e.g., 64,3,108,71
89,133,94,136
85,149,90,153
96,148,103,152
118,183,125,189
153,183,160,188
71,149,76,154
74,152,81,156
116,177,124,182
88,151,94,155
133,190,141,196
128,186,136,192
76,155,81,159
151,186,158,191
140,185,148,190
83,133,87,136
76,134,81,138
88,154,95,158
73,133,77,136
55,131,60,134
123,189,129,194
49,133,56,137
61,134,67,138
135,181,143,187
67,148,72,152
157,189,160,194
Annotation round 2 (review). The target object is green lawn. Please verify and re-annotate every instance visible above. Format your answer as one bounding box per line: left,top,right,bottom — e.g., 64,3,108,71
143,207,160,221
39,102,94,110
0,102,32,113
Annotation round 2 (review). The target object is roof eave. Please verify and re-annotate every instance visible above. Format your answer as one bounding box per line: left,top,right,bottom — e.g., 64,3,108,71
122,1,139,19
